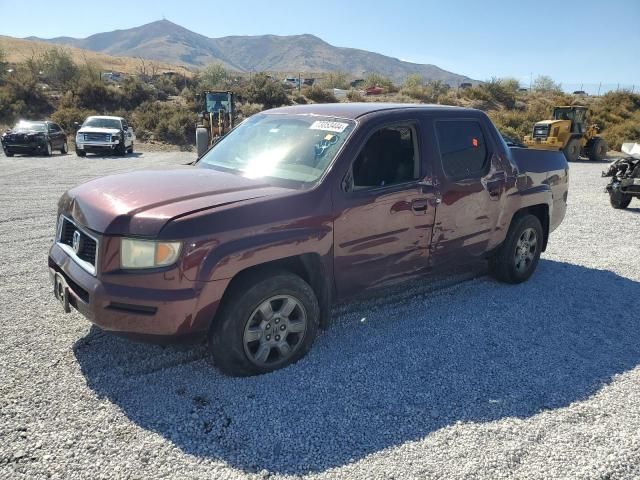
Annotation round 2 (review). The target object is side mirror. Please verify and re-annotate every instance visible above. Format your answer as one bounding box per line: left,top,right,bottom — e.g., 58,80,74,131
123,125,128,131
73,122,80,130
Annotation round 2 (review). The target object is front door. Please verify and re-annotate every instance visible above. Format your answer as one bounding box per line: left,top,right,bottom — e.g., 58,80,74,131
333,122,437,298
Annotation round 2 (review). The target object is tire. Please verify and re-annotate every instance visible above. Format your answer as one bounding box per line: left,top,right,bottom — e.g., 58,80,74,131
60,141,68,154
76,150,86,157
609,189,632,209
44,142,52,157
128,142,134,154
562,138,581,162
489,214,543,284
4,150,13,157
196,127,209,158
588,137,607,161
209,271,320,376
116,140,126,156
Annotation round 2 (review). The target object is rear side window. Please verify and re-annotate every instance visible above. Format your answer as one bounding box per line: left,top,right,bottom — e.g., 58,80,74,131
436,120,488,178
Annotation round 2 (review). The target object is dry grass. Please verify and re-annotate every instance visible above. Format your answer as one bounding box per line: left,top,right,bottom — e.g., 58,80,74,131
0,36,191,76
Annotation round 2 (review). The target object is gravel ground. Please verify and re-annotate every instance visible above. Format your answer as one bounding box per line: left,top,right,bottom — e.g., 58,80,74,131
1,150,639,480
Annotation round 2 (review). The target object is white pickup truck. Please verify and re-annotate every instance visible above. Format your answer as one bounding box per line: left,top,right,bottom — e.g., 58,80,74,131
75,116,135,157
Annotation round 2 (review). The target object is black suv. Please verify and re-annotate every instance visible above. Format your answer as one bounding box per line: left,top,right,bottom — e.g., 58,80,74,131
1,120,68,157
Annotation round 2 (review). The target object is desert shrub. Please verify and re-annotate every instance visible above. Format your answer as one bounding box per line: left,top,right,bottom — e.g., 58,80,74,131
120,77,156,109
480,78,518,109
198,64,229,91
0,71,53,121
302,85,338,103
364,73,396,92
72,79,121,111
51,107,97,132
132,101,196,145
243,73,290,109
321,72,350,90
236,102,264,119
347,90,365,102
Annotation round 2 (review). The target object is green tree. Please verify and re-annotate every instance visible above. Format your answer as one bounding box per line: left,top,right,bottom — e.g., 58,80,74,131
244,73,290,109
199,64,229,90
40,48,79,88
533,75,562,93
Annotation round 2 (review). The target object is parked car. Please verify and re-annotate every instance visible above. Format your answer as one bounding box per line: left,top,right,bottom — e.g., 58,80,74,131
283,77,300,89
74,115,135,157
365,86,385,96
1,120,68,157
49,104,569,376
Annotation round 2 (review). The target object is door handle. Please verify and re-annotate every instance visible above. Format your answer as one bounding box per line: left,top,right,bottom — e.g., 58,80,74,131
411,199,429,212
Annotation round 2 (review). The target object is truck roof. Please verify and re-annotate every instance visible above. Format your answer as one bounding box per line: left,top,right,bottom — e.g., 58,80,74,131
86,115,124,120
266,103,475,120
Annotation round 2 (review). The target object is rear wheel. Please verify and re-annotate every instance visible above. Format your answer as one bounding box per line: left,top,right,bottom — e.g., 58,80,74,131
209,271,319,376
588,137,607,161
196,127,209,158
562,138,581,162
128,142,134,154
60,141,68,154
490,214,543,284
609,189,632,209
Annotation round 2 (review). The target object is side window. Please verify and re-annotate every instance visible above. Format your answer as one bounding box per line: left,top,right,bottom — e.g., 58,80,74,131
351,125,419,189
436,120,488,178
49,123,59,133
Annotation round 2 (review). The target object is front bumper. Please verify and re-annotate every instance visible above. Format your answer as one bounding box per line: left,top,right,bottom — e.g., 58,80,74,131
523,136,564,151
75,141,120,153
2,140,47,153
48,242,222,342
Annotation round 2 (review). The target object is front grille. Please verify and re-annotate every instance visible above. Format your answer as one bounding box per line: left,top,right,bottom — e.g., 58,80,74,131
83,133,110,142
533,125,549,139
58,217,98,269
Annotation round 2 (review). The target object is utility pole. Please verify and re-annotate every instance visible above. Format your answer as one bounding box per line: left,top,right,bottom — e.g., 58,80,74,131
597,82,602,96
530,72,533,92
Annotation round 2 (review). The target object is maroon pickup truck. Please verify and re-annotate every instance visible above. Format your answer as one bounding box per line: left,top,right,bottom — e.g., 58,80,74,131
49,104,568,376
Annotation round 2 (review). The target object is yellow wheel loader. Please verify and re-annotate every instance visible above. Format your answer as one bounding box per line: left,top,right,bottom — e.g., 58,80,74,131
195,91,236,158
523,106,607,162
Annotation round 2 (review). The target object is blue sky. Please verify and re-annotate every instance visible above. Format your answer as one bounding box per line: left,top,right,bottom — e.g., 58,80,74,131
1,0,638,89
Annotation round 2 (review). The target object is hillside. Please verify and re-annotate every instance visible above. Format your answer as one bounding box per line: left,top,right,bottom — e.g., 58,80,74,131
0,35,190,76
29,20,476,85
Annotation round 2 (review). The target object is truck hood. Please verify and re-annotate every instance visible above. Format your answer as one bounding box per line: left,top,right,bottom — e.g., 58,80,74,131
77,126,121,135
61,167,293,236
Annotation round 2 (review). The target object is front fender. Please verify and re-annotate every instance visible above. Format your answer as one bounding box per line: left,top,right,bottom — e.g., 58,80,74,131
183,225,333,283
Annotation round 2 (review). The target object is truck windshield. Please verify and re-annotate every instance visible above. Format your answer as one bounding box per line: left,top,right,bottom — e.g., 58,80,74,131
197,113,356,184
83,118,121,129
205,93,230,113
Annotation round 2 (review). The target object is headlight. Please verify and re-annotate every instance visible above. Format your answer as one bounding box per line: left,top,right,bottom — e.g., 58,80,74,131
120,239,182,269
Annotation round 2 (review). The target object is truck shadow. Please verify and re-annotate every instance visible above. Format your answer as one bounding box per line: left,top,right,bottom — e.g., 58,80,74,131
73,259,640,475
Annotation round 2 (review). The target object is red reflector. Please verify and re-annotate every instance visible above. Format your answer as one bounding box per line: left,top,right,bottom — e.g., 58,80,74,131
472,138,479,147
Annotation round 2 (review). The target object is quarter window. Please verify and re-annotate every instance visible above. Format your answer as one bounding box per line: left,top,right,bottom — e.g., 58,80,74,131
351,125,419,189
436,121,488,178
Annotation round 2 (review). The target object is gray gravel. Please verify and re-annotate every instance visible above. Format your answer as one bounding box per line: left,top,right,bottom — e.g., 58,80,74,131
1,150,639,479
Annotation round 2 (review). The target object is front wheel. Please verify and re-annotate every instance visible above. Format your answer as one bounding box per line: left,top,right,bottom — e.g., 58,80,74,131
609,189,632,209
209,271,319,376
44,142,52,157
116,141,126,156
563,138,581,162
4,150,13,157
490,214,543,284
76,149,86,157
588,137,607,161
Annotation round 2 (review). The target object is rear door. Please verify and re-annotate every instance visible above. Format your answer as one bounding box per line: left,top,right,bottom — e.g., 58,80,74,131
430,118,506,263
333,118,438,297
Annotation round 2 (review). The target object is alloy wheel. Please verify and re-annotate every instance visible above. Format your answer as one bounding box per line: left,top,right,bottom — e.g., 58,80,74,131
514,227,538,273
243,295,308,367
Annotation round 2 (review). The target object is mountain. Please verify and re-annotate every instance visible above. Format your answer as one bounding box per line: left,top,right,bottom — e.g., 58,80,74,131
29,20,475,85
0,35,190,76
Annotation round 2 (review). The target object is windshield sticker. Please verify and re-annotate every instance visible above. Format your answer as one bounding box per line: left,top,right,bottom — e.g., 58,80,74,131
309,121,349,133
